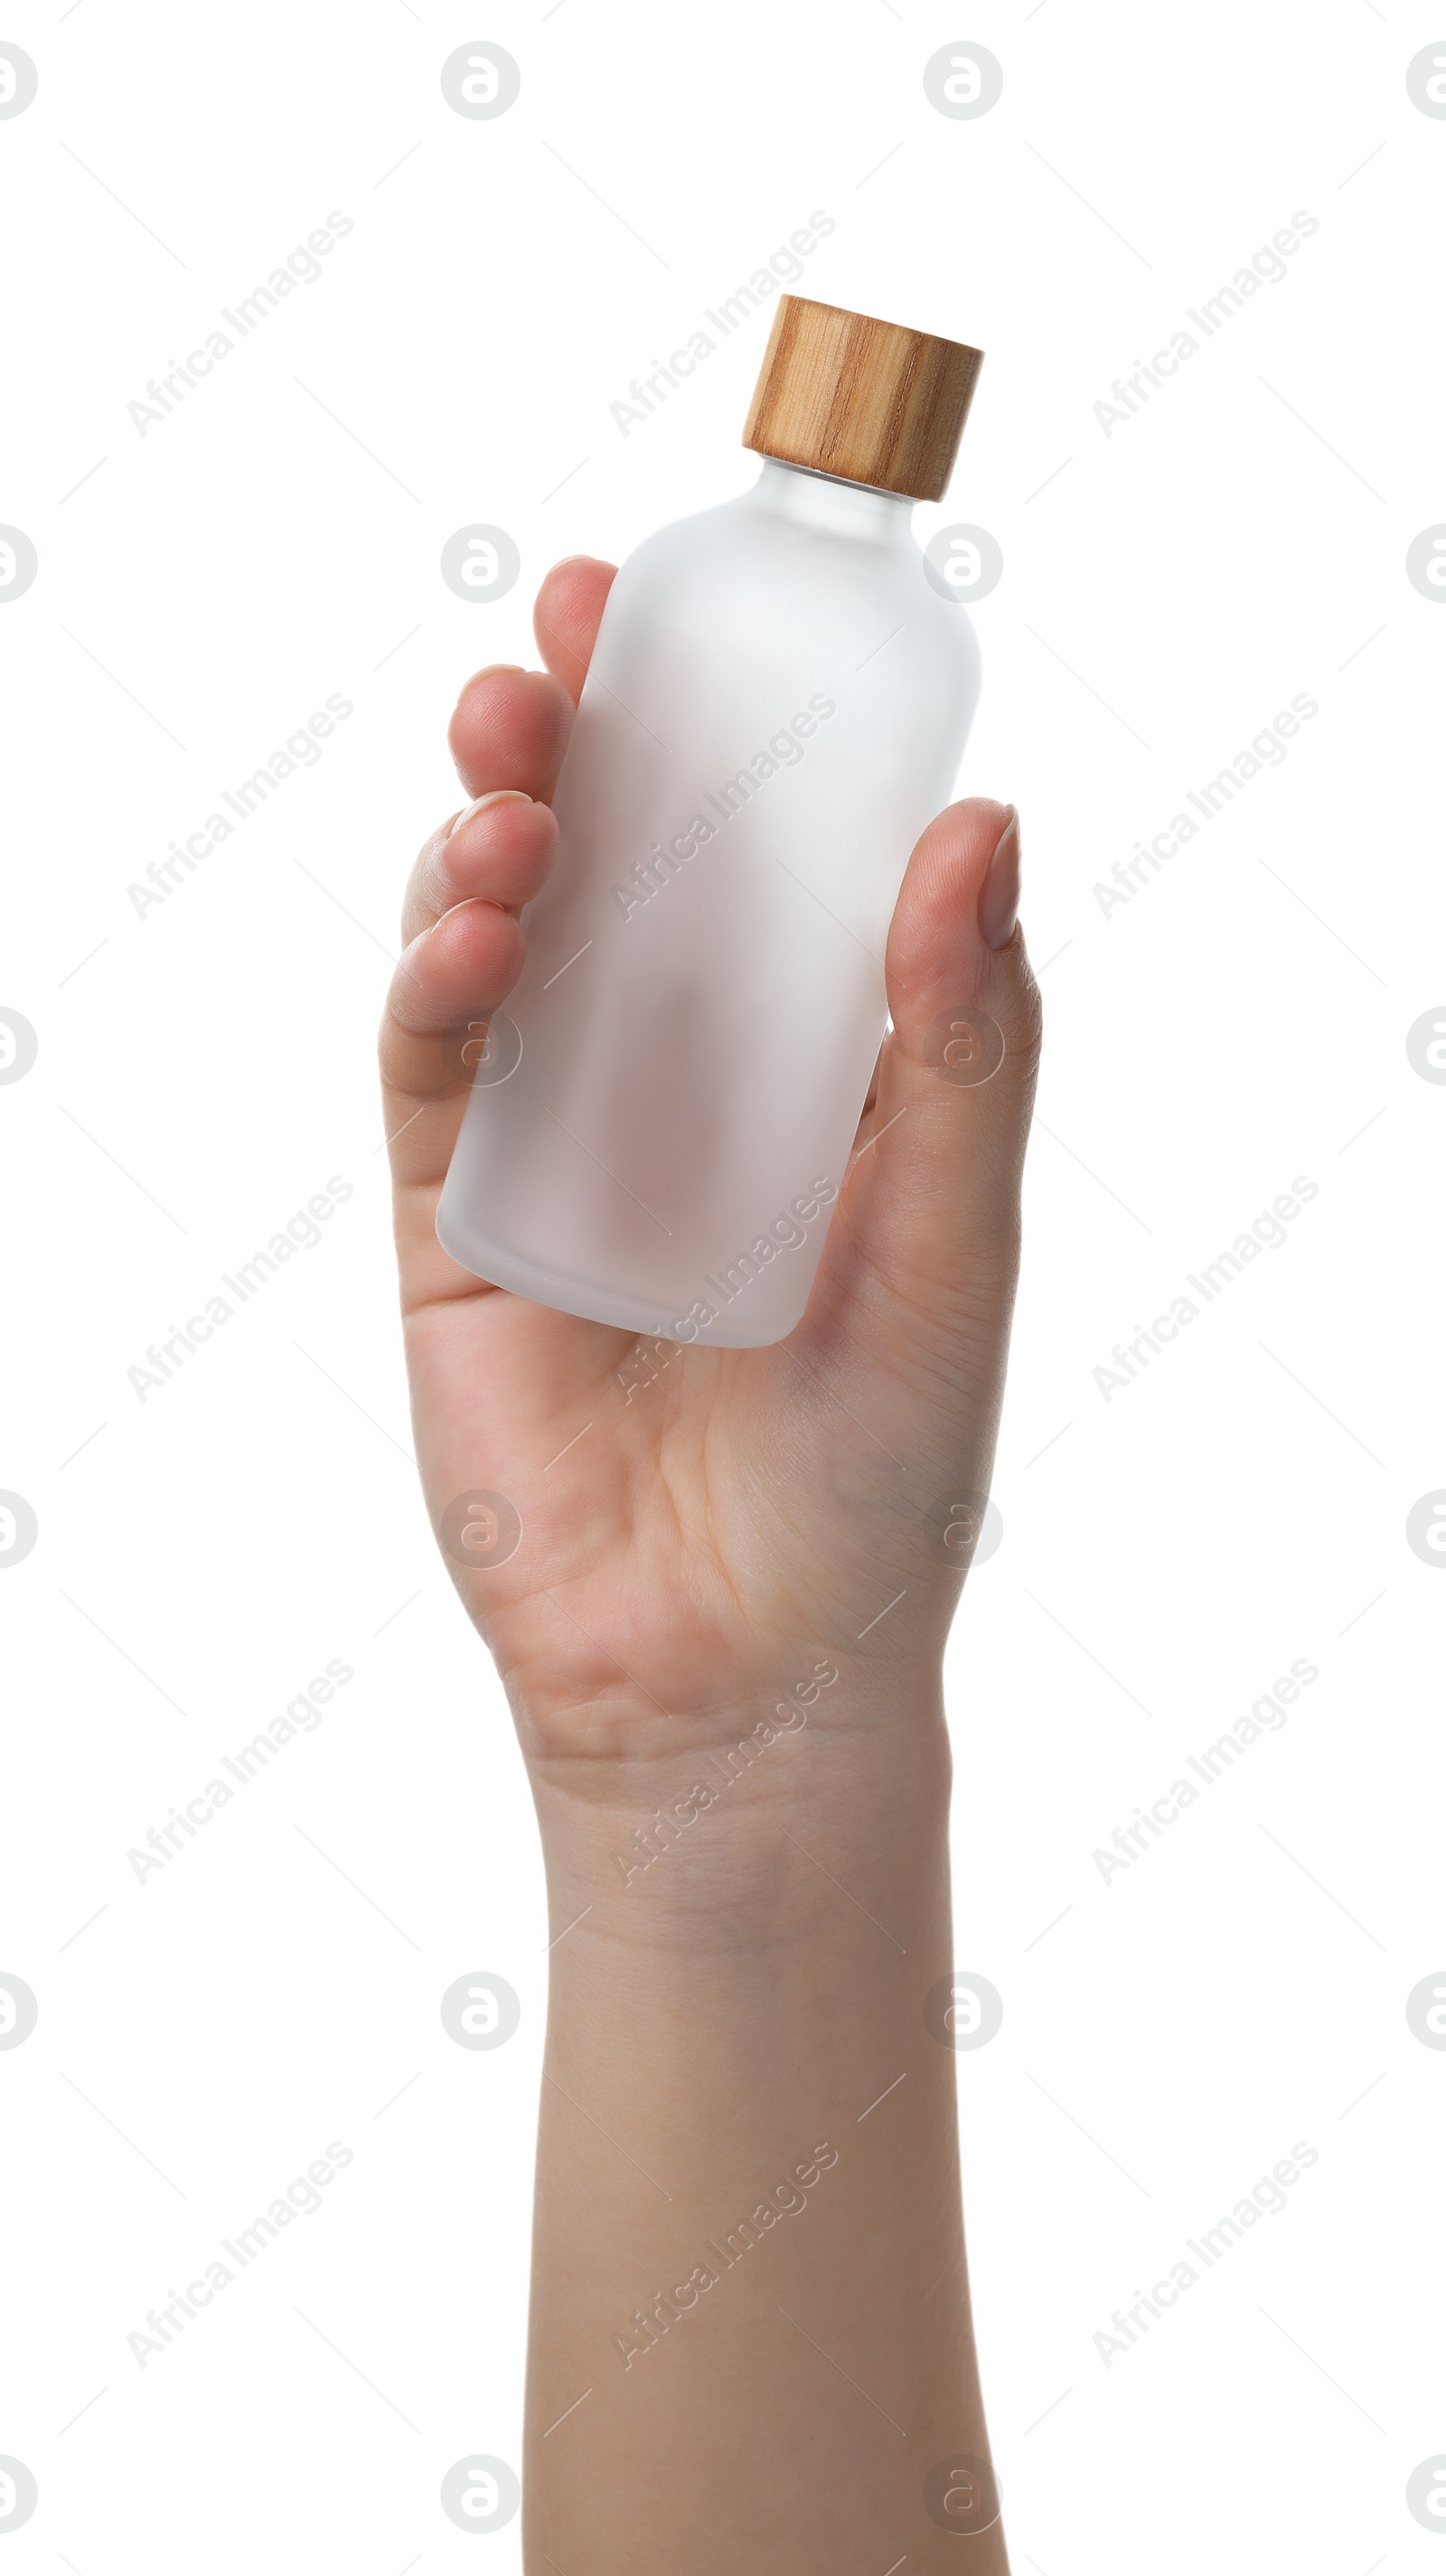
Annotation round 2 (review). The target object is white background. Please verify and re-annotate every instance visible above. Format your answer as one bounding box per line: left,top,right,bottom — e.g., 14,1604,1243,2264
2,1,1443,2568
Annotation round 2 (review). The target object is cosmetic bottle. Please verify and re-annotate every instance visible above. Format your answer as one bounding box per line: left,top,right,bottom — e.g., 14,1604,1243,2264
437,295,985,1347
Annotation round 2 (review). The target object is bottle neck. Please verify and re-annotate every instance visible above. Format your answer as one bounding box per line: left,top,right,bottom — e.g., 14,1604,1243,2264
750,455,916,541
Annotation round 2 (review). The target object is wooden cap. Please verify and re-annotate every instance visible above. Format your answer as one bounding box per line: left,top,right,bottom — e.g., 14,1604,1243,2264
742,296,983,502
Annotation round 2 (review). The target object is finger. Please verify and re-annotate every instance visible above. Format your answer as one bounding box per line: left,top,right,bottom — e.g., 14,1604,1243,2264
795,797,1040,1389
533,556,617,703
383,886,526,1088
379,890,531,1214
390,899,528,1043
447,663,576,804
383,785,560,1186
400,791,559,945
382,569,615,1293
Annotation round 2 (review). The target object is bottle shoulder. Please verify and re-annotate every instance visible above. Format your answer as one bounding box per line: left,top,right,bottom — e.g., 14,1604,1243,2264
603,483,978,683
615,479,901,584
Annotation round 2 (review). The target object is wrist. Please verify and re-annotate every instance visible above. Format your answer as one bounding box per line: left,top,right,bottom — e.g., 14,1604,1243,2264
526,1695,953,1958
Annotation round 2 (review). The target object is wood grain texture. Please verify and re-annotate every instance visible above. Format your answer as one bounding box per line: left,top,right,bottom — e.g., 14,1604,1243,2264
742,296,983,501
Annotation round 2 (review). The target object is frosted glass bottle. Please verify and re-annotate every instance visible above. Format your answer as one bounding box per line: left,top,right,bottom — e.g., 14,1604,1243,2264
437,297,984,1349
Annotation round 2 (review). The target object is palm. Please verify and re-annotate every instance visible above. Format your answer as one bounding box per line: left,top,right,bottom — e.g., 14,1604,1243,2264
381,559,1037,1767
397,1228,905,1761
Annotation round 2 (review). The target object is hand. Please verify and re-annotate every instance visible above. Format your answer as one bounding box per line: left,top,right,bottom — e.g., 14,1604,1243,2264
380,557,1040,2573
381,555,1040,1823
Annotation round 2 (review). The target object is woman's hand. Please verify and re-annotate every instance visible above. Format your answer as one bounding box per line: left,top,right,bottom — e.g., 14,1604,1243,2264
381,555,1039,1809
380,556,1039,2573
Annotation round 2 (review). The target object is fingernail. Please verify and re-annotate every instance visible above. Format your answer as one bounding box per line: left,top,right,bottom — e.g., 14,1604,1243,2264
979,806,1021,950
447,789,531,841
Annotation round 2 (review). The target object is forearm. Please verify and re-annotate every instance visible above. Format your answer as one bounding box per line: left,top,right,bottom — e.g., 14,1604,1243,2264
521,1714,1009,2573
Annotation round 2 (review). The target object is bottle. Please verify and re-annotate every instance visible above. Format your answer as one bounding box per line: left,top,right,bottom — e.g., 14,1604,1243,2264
437,295,985,1349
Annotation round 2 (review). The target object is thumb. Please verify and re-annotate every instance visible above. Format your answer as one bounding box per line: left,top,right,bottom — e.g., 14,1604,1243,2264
795,796,1041,1383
